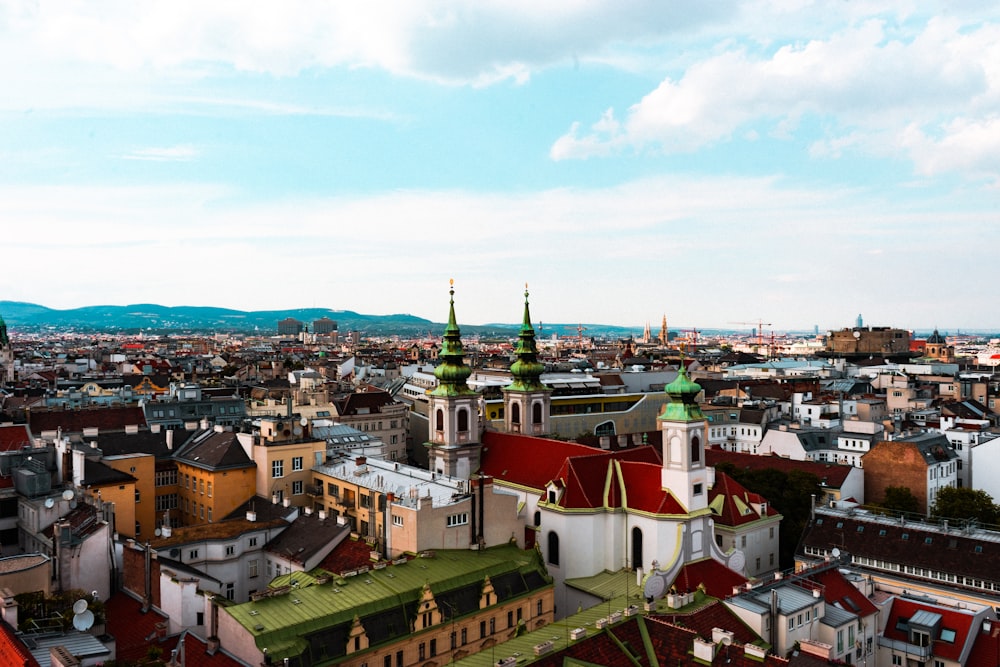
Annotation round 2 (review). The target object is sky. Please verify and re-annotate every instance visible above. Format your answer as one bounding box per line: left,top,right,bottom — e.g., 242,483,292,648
2,1,999,333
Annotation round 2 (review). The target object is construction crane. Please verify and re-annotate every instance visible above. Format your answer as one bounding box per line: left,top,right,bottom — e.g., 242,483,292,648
680,328,700,351
729,319,772,347
563,324,589,347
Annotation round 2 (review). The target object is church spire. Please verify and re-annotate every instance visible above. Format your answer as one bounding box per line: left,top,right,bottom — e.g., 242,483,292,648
431,280,474,397
509,284,545,392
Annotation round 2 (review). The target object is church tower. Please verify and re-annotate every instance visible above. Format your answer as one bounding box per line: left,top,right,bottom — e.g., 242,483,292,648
658,314,668,346
426,282,481,479
503,286,551,436
0,314,13,384
658,362,710,512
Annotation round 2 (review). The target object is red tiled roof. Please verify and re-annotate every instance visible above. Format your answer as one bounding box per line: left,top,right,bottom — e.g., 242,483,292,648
28,406,147,434
0,619,40,667
882,597,977,663
706,448,854,488
618,461,685,514
317,535,380,575
0,425,32,452
104,591,171,663
709,471,780,527
808,567,877,618
670,558,748,600
480,430,659,491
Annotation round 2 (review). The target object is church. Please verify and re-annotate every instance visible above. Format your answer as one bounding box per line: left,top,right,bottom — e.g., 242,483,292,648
422,284,777,613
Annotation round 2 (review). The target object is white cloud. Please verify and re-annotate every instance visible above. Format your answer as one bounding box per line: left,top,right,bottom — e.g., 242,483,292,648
551,16,1000,181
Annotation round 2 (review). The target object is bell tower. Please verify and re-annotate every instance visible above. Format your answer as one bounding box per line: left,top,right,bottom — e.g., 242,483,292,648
503,286,551,436
658,362,709,512
0,314,13,384
426,281,481,479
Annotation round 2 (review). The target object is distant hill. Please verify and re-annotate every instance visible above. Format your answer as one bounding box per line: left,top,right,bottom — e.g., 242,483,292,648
0,301,442,336
0,301,668,339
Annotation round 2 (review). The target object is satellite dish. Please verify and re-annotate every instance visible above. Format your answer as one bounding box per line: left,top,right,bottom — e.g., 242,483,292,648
853,331,861,339
72,599,88,614
300,417,309,427
832,547,841,558
293,426,303,436
44,498,55,509
69,501,77,509
62,489,75,501
154,528,162,537
72,609,94,631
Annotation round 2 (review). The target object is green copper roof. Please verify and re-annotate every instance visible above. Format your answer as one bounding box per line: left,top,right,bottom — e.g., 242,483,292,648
508,286,547,392
430,282,476,397
659,363,704,422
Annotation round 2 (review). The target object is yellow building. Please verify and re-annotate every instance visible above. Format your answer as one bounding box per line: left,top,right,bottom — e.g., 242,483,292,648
99,453,157,540
174,429,256,526
245,417,327,508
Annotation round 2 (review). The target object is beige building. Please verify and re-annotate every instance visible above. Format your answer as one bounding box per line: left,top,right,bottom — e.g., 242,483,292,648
310,453,521,558
240,417,327,508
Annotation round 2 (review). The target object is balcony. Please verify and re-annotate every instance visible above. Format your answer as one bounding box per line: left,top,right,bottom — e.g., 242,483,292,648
305,485,323,497
878,636,931,661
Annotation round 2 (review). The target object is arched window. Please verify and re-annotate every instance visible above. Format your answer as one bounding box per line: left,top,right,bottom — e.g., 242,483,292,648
435,409,444,432
691,435,701,463
547,532,560,566
595,420,615,437
511,403,520,425
458,408,469,432
532,402,543,424
631,527,643,572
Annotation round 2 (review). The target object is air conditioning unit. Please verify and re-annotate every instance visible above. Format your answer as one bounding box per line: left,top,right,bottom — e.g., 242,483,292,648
595,617,609,629
570,627,586,640
533,641,554,656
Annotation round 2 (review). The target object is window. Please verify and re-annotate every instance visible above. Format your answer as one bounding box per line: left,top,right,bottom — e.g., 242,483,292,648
693,483,703,495
272,460,284,478
248,559,259,578
292,456,303,471
547,532,560,566
892,655,902,666
155,469,178,486
446,513,469,527
226,544,235,556
225,582,234,601
419,643,426,661
249,536,258,547
461,628,467,645
199,479,204,494
361,493,371,508
189,549,199,559
489,618,496,635
207,482,212,497
207,507,212,522
429,638,437,657
392,515,403,527
537,599,543,616
135,490,141,503
292,480,304,495
328,483,339,497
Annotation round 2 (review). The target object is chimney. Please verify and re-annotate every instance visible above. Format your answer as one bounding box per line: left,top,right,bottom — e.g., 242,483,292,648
166,429,173,450
246,510,257,522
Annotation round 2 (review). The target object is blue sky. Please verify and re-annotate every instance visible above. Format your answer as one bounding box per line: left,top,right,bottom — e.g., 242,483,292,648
2,1,999,332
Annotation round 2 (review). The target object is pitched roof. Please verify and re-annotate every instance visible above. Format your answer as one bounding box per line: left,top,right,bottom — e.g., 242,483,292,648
799,509,1000,587
174,429,255,470
89,429,175,459
882,597,980,663
708,471,781,527
0,619,40,667
670,558,748,600
0,424,32,452
27,405,147,433
706,448,854,489
263,512,351,565
81,457,137,486
480,430,659,491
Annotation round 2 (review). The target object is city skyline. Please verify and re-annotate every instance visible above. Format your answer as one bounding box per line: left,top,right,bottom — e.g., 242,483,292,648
3,2,999,330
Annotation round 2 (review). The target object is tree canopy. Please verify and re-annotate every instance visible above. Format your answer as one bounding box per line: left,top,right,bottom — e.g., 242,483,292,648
931,486,1000,526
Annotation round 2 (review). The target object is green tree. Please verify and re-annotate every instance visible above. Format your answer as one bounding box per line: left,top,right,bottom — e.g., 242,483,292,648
713,462,824,570
879,486,921,515
931,487,1000,525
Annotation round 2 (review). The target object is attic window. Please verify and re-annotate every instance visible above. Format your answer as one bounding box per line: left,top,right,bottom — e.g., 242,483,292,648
857,526,864,533
941,628,957,643
975,545,983,553
901,533,909,541
924,537,932,544
879,529,887,536
836,521,844,528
